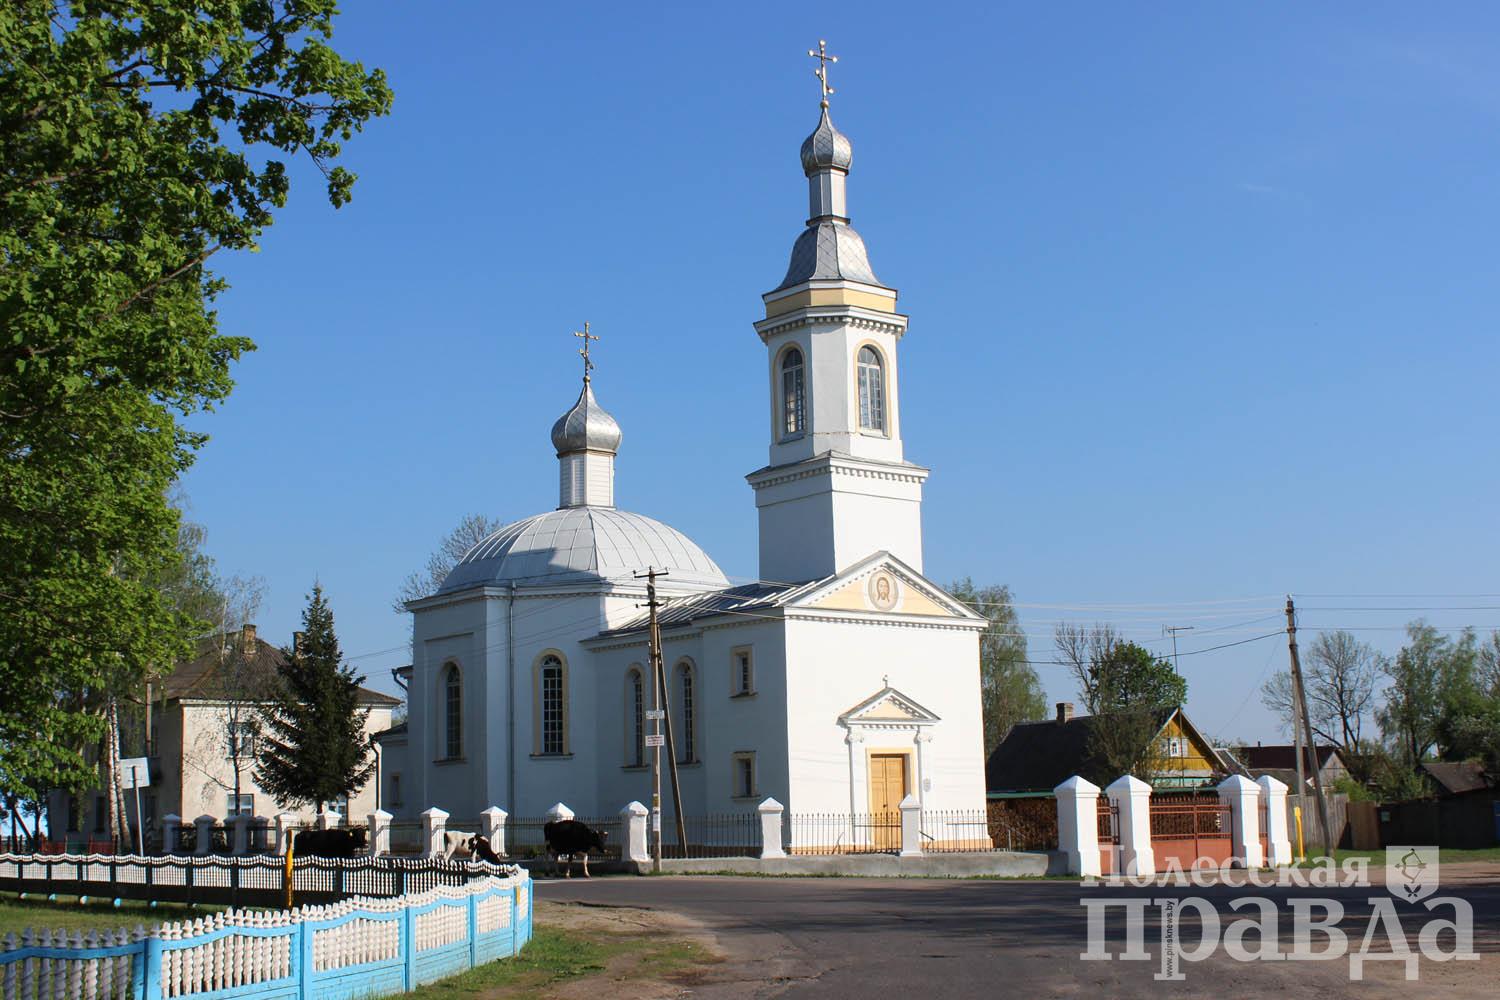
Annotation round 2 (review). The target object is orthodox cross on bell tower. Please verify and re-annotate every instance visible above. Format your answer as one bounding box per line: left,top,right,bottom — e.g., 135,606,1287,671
573,322,600,382
808,39,838,108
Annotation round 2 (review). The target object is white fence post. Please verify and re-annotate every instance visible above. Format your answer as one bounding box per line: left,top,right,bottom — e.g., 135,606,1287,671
1217,773,1264,868
193,815,215,856
757,798,786,860
421,807,449,858
544,802,574,824
1257,775,1293,866
1105,775,1155,876
479,807,507,857
368,809,392,856
228,814,251,856
275,813,297,856
162,813,182,854
619,801,649,864
317,810,341,831
1053,776,1102,877
898,794,923,857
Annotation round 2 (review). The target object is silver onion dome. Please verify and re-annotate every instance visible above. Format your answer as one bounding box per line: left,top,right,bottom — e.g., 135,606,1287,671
550,380,622,455
800,108,853,175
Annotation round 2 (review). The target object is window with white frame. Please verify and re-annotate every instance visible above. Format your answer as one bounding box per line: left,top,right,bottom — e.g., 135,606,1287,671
856,345,886,433
443,663,462,759
226,719,258,758
731,647,754,696
1165,737,1185,758
677,661,697,764
626,667,645,767
538,654,567,755
781,347,805,438
732,752,756,799
226,793,254,817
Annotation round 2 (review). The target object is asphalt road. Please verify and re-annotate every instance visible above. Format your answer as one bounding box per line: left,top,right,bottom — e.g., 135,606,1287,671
538,869,1500,999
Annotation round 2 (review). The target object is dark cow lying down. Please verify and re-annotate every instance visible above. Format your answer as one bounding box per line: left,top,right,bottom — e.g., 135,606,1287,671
543,820,607,877
295,828,367,857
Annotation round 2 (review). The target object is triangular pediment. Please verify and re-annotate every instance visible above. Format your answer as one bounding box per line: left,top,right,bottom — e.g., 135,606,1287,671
793,551,983,620
839,685,941,726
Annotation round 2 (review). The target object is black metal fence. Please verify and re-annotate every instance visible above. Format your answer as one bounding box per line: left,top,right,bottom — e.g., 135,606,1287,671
507,815,624,860
659,813,758,859
917,810,997,853
785,813,900,855
0,851,519,907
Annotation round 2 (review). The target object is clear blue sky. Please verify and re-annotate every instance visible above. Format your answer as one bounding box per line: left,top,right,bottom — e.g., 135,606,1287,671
179,3,1500,744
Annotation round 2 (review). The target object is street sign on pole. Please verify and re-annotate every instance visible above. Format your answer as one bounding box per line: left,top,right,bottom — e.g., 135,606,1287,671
644,734,665,748
118,757,150,855
645,709,665,721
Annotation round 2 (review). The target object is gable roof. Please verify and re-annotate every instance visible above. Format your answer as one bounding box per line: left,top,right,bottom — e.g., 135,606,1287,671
985,707,1227,794
161,629,401,708
591,551,981,641
986,715,1099,793
1421,761,1494,797
1238,744,1343,774
838,685,941,726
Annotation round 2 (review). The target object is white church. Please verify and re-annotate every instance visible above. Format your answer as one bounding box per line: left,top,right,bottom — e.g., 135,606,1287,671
380,82,990,831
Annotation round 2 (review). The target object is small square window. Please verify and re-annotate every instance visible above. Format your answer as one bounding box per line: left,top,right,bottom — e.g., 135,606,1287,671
226,793,255,817
731,647,754,696
732,752,757,799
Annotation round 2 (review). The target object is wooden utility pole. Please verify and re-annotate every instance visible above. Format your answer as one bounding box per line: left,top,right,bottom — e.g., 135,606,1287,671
1285,596,1332,856
635,568,687,869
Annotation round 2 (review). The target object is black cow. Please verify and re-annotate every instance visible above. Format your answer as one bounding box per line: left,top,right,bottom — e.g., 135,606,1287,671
295,827,367,858
542,820,607,878
467,834,504,865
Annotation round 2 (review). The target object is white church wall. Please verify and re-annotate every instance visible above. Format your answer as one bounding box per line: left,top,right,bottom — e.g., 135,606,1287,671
828,488,925,575
582,619,789,820
782,616,986,816
409,591,488,824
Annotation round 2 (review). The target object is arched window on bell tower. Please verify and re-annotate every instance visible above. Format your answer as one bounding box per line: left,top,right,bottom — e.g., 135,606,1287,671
857,346,886,433
780,347,805,439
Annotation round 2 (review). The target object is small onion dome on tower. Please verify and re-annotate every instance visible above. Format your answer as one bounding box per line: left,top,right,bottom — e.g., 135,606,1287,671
799,108,853,175
550,380,621,456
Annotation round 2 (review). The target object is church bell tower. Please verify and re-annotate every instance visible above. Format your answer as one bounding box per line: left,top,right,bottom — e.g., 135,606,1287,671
748,43,929,584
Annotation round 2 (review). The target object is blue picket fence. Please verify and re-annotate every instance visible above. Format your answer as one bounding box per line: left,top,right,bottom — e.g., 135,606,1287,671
0,870,532,1000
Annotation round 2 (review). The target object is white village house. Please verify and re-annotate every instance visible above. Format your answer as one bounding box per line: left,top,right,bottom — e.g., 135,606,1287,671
376,94,991,832
47,625,399,848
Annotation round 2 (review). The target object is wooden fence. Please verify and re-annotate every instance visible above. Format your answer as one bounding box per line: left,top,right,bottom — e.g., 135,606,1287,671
0,870,531,1000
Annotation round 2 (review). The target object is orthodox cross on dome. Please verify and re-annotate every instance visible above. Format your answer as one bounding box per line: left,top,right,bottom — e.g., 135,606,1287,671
808,39,838,108
573,322,600,381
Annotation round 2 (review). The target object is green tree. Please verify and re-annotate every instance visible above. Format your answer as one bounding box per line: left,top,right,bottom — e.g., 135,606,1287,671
948,578,1046,755
1056,625,1187,784
0,4,390,804
1378,622,1472,769
256,585,373,813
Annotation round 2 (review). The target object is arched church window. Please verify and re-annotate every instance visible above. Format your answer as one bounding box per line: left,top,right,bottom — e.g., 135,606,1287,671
857,346,886,433
781,348,805,438
536,653,568,755
626,667,645,767
443,663,462,759
677,661,697,764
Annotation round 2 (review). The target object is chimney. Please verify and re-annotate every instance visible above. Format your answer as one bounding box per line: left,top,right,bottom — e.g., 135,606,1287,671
1056,702,1074,724
240,623,256,648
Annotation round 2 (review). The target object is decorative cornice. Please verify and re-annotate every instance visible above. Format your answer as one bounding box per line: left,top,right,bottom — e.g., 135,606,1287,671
753,306,908,343
746,453,930,492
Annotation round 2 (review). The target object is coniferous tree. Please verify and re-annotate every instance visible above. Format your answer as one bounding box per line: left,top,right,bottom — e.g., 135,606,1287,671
256,586,373,813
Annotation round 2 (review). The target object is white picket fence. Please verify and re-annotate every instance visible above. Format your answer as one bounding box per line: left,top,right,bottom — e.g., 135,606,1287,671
0,869,532,1000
